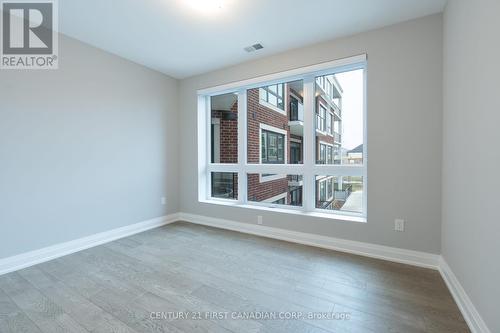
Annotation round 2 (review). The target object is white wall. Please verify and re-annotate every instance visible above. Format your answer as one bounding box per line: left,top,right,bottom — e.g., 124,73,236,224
0,34,179,259
443,0,500,331
179,14,443,253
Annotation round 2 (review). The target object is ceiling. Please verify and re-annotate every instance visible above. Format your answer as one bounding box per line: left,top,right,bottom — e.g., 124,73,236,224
59,0,447,79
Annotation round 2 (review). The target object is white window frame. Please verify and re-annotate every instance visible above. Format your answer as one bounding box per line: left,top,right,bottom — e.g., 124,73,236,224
197,54,367,222
316,175,334,201
259,124,287,182
318,141,334,164
259,84,287,115
259,123,287,164
316,101,327,133
326,111,333,135
259,174,286,183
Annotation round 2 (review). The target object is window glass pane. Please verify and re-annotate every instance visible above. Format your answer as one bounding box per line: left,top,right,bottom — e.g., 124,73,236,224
268,94,277,106
211,93,238,163
315,175,363,213
211,172,238,199
315,69,364,165
248,80,303,164
247,174,303,207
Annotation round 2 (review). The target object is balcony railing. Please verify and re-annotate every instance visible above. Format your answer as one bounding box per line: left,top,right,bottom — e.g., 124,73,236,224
288,175,303,182
332,101,342,118
334,184,352,201
334,132,341,143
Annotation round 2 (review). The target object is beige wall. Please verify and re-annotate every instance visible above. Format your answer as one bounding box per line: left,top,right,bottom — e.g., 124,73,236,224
0,34,179,258
179,14,443,253
443,0,500,331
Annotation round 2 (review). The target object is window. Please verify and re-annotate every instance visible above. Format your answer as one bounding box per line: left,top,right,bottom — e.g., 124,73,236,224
289,96,300,121
290,141,301,164
326,112,332,135
248,174,302,207
319,143,326,164
317,103,326,132
326,79,332,99
210,93,238,163
327,146,333,164
318,143,334,165
199,55,366,219
261,129,285,164
211,172,237,199
259,83,285,111
289,186,302,206
316,176,363,213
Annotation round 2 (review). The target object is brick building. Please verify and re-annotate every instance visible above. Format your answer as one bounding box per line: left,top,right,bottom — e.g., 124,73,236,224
210,75,345,208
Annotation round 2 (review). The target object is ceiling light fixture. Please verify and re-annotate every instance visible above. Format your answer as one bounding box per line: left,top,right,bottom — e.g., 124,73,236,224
186,0,224,13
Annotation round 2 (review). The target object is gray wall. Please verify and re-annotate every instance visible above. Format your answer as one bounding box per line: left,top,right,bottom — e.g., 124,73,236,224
179,14,443,253
442,0,500,331
0,34,179,259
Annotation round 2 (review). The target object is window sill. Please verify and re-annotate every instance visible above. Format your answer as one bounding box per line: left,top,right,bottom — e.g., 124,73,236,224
199,199,367,223
259,174,287,183
259,100,286,115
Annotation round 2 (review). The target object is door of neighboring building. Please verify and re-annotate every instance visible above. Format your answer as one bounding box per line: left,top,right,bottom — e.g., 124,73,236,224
290,141,301,164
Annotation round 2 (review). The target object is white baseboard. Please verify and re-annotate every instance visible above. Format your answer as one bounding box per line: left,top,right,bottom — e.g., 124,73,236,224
438,257,491,333
178,212,440,270
0,213,179,276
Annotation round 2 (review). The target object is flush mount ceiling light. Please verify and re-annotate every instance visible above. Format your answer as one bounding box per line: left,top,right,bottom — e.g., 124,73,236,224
186,0,224,13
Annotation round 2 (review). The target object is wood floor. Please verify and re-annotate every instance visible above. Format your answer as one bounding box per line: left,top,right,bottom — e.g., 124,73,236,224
0,221,469,333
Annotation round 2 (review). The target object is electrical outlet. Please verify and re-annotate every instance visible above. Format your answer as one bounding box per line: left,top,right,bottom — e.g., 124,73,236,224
161,197,166,205
257,216,263,225
394,219,405,232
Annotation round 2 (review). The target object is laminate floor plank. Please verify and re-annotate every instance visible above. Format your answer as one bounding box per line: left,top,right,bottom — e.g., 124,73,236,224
0,289,42,333
0,221,469,333
18,266,138,333
0,272,89,333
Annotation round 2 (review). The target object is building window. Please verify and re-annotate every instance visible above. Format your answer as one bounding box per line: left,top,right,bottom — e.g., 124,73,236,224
326,112,332,135
319,179,326,201
289,186,302,206
319,143,326,164
200,55,366,219
327,146,333,164
261,129,285,164
318,143,334,165
259,83,285,111
289,96,300,121
290,141,301,164
317,103,326,132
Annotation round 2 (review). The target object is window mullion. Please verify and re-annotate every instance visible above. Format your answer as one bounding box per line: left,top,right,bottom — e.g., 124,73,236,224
202,95,210,201
303,76,315,212
237,89,247,204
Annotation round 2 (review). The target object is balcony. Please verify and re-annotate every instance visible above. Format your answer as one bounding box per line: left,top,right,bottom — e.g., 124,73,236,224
332,103,342,119
334,132,341,143
288,174,303,186
334,184,352,201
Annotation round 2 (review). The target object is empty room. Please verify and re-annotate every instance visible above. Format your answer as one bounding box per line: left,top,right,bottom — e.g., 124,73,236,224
0,0,498,332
